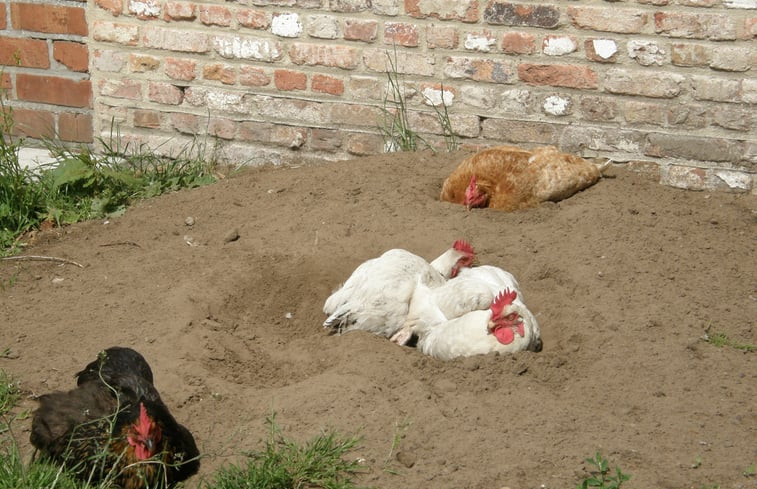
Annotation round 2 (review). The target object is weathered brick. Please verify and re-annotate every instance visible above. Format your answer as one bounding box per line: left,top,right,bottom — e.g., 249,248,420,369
199,5,232,26
502,31,536,55
208,118,236,139
542,35,577,56
445,56,515,84
239,66,271,86
93,49,127,72
426,25,459,49
0,38,49,68
237,9,269,29
53,41,88,72
272,12,303,37
481,118,558,145
239,122,307,148
213,34,282,61
256,97,326,125
344,18,378,42
604,69,683,98
163,1,196,21
623,100,667,126
134,109,161,128
312,74,344,95
148,82,184,105
384,22,419,47
709,46,752,71
419,82,456,106
143,26,210,53
204,63,236,84
670,43,710,66
654,12,737,40
11,109,55,139
667,105,707,129
290,43,359,69
92,21,139,46
310,128,342,151
560,125,645,154
503,88,536,113
711,169,752,193
463,30,497,52
17,74,91,107
330,103,383,126
129,54,160,72
165,57,197,80
711,106,754,132
170,112,199,134
128,0,160,19
484,2,559,28
460,85,498,110
567,6,648,33
0,73,10,90
371,0,399,16
346,132,383,155
98,78,141,100
11,3,87,35
743,16,757,40
627,40,667,66
678,0,719,6
542,94,572,116
406,0,478,23
275,69,307,90
95,0,123,16
645,133,742,162
365,49,435,75
348,76,383,100
690,75,740,102
184,87,253,114
584,39,618,63
579,96,618,121
0,4,6,29
330,0,370,13
518,64,598,89
59,112,93,142
662,165,708,191
307,15,340,39
742,78,757,104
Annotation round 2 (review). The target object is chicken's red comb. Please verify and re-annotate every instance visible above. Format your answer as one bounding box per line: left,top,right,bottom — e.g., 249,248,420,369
491,288,517,317
453,240,474,256
136,402,152,437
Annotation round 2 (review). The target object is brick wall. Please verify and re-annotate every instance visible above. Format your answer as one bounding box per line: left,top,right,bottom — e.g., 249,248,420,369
6,0,757,191
0,0,93,142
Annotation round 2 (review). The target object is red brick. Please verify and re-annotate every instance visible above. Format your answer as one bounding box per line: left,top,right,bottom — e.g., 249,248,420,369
53,41,89,72
239,66,270,86
17,74,92,107
0,38,49,68
0,73,10,90
384,22,419,47
406,0,478,23
518,64,598,89
95,0,123,16
163,1,196,21
199,5,231,26
484,2,559,28
59,112,93,142
237,8,269,29
426,25,458,49
203,63,236,84
10,109,55,139
344,18,377,42
148,82,183,105
567,6,648,34
289,43,359,69
275,69,307,91
133,109,161,129
312,74,344,95
11,3,87,35
129,54,160,72
0,4,6,29
165,57,196,81
501,31,535,54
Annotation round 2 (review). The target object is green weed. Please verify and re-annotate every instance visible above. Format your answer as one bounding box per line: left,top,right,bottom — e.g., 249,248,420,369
577,451,631,489
702,328,755,352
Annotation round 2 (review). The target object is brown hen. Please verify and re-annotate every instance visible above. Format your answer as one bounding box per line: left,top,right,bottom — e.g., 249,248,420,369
440,145,610,211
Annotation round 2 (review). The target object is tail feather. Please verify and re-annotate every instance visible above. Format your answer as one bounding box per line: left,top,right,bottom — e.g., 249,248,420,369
596,158,613,174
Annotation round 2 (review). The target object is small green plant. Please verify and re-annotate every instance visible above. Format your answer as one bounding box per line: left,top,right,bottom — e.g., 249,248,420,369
577,451,631,489
378,47,426,153
206,413,368,489
383,416,411,473
423,83,458,152
702,327,755,352
744,464,756,477
0,370,20,418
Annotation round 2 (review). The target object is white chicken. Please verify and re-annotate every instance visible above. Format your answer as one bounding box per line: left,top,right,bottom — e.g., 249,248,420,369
322,240,475,338
389,264,523,345
408,286,542,360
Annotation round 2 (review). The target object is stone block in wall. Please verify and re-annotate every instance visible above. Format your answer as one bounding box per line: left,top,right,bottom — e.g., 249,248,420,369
145,26,211,53
690,75,741,102
92,21,139,45
309,128,342,152
670,43,711,66
578,95,619,122
709,46,753,71
346,132,383,155
364,49,435,76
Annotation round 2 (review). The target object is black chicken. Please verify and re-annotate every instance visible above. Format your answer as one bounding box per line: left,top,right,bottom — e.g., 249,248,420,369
30,347,200,489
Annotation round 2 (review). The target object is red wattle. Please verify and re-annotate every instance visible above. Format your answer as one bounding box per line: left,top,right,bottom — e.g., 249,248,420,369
493,326,515,345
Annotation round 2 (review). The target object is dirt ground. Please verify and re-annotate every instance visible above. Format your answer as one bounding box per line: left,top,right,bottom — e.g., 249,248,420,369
1,150,755,489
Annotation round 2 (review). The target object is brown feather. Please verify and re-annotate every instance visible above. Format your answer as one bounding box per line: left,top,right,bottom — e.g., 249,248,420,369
441,145,607,211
